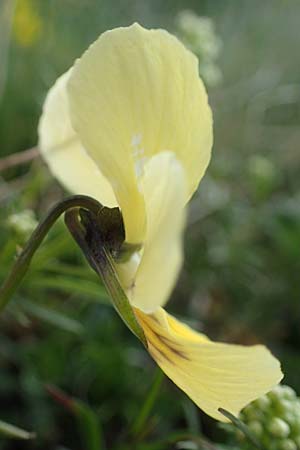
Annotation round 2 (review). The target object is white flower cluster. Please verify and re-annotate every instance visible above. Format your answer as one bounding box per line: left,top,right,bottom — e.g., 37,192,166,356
175,10,223,87
7,209,37,241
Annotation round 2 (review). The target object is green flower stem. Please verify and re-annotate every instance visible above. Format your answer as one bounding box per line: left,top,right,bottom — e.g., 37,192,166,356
64,208,147,347
0,195,102,311
0,194,146,346
218,408,264,449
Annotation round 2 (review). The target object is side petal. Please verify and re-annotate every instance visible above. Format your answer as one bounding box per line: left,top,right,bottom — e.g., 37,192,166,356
135,308,283,422
38,70,117,207
117,152,186,312
67,23,212,242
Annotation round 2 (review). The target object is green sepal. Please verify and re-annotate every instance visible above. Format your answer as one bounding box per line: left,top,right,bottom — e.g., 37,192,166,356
0,194,147,346
65,208,147,348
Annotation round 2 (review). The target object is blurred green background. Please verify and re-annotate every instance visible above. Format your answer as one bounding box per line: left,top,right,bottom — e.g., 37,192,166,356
0,0,299,449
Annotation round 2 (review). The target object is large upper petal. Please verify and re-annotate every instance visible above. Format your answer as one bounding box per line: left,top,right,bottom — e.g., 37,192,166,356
38,70,117,207
135,308,283,421
117,152,186,312
67,23,213,243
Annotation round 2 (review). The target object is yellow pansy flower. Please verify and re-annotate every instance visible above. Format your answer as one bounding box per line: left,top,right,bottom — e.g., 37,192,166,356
38,23,282,421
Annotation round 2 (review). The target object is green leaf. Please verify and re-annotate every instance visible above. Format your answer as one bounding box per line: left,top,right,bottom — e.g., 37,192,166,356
0,195,103,311
74,400,105,450
28,275,107,302
21,299,84,335
131,369,164,437
47,385,104,450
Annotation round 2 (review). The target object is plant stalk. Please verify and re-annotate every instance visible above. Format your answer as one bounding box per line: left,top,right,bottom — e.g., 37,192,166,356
64,208,147,347
0,195,102,311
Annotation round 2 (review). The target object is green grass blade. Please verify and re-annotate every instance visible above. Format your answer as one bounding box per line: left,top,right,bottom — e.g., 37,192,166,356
0,419,35,440
131,369,164,437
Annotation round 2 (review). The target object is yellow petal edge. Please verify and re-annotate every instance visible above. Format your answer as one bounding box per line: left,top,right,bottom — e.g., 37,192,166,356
135,307,283,422
67,23,213,243
38,70,117,207
116,152,186,312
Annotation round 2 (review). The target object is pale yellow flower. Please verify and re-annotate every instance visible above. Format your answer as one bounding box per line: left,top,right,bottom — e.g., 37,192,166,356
38,23,282,421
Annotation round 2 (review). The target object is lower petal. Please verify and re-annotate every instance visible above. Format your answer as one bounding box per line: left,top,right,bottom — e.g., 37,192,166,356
135,307,283,421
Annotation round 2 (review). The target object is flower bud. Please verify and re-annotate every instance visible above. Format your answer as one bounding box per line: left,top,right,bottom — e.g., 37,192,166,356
242,404,263,422
277,399,294,417
254,394,271,410
294,436,300,447
268,418,290,438
269,385,286,403
248,420,263,437
281,386,296,401
278,439,297,450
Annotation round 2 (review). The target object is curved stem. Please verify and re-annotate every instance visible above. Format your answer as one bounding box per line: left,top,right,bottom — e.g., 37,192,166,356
0,195,103,311
218,408,263,449
64,209,147,347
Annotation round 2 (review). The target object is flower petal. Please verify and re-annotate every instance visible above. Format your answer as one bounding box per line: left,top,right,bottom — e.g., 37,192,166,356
135,308,283,421
38,70,117,207
67,23,212,243
117,152,186,312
